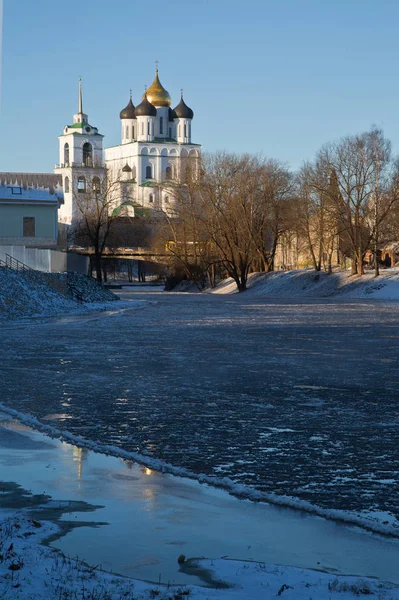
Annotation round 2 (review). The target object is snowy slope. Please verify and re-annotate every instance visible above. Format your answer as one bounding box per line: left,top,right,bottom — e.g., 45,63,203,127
0,267,119,319
212,269,399,299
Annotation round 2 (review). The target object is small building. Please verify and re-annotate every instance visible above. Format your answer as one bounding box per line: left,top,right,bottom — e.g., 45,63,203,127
0,173,63,248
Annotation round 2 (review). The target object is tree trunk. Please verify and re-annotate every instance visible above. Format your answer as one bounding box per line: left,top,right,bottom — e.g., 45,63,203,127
95,252,102,283
351,256,357,275
357,252,364,276
374,244,380,277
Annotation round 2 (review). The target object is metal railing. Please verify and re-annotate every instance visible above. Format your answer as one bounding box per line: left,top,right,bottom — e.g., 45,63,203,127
5,254,32,272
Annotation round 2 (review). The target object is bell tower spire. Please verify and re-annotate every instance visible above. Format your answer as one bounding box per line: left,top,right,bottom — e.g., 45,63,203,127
73,77,88,125
78,77,83,114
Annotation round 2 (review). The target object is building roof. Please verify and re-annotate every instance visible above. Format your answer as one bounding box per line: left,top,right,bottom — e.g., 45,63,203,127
0,173,63,204
173,95,194,119
120,98,136,120
135,93,157,117
146,70,172,108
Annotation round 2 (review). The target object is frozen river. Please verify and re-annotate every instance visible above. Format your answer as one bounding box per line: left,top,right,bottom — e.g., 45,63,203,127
1,288,399,530
1,419,399,586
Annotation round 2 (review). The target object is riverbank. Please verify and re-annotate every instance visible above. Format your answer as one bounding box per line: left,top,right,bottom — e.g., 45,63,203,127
211,268,399,299
1,415,399,599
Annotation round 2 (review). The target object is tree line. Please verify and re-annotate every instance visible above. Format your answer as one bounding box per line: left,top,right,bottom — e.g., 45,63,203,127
158,127,399,291
69,127,399,289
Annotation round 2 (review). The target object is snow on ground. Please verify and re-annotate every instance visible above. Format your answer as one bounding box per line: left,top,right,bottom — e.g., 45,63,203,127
1,508,399,599
211,268,399,299
0,267,123,319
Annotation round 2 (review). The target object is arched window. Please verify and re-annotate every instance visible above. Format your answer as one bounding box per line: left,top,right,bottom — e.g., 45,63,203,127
64,143,70,165
166,166,172,180
82,143,93,167
77,176,86,193
147,121,150,136
149,194,154,203
160,117,163,135
165,195,169,204
64,176,70,193
93,177,101,193
184,124,187,137
132,126,135,140
145,165,152,179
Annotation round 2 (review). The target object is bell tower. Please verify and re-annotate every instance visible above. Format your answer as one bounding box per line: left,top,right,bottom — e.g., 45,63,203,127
55,78,105,225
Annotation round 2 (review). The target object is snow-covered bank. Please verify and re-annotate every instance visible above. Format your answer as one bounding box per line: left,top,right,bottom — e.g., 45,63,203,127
1,510,399,599
212,269,399,299
0,267,120,319
0,401,397,540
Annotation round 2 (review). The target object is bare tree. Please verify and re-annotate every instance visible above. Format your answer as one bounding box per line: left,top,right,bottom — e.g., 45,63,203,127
296,163,341,273
240,158,294,273
71,169,135,283
312,128,393,275
199,153,258,292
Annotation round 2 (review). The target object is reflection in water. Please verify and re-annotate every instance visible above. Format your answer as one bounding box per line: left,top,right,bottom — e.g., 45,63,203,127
2,418,399,586
72,446,88,481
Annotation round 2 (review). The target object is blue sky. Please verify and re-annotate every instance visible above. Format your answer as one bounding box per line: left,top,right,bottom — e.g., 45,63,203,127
1,0,399,173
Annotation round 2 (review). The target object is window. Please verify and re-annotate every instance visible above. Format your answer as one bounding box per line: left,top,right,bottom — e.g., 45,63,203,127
82,142,93,167
147,121,150,136
9,187,22,195
64,143,70,165
169,127,172,139
141,122,144,135
166,166,172,180
23,217,35,237
160,116,163,135
184,124,187,137
145,165,152,179
132,126,135,139
78,176,86,192
64,176,70,193
165,195,169,204
93,177,101,193
149,194,154,203
179,125,181,138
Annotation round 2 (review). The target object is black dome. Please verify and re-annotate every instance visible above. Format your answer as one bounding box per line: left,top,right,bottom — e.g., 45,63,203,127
135,93,157,117
168,107,177,122
120,98,136,120
173,96,194,120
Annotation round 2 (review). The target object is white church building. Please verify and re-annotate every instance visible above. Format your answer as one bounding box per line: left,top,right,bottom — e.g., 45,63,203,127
56,70,201,224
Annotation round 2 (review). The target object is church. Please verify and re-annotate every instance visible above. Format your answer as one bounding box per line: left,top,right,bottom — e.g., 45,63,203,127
56,69,201,224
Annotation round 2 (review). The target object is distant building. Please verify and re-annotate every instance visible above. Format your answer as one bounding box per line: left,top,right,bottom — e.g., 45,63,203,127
0,173,63,248
55,71,201,224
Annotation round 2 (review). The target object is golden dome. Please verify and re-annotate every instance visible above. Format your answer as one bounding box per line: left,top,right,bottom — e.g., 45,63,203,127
145,70,171,107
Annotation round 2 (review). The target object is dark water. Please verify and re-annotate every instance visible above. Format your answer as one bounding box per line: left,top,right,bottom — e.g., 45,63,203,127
1,291,399,520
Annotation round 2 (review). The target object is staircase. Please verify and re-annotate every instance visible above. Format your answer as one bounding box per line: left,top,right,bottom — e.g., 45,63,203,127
4,254,32,272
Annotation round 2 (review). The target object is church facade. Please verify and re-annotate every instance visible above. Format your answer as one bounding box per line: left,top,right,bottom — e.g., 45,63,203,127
56,70,201,224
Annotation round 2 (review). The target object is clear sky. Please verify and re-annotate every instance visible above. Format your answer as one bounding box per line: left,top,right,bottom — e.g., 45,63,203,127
1,0,399,173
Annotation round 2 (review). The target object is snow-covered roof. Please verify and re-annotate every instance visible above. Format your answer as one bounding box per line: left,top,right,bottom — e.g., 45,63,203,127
0,172,63,205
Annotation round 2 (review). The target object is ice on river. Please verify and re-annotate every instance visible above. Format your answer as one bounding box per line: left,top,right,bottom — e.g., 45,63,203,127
1,289,399,534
